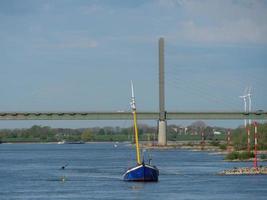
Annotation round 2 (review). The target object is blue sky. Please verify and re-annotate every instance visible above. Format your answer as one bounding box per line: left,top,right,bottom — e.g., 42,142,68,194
0,0,266,128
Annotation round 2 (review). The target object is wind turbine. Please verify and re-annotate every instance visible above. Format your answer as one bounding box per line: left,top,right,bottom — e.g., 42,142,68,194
239,90,248,127
240,87,253,153
239,86,253,127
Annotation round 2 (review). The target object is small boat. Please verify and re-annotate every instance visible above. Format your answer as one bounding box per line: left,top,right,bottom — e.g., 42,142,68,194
57,140,85,144
57,140,66,144
64,141,85,144
123,162,159,182
123,81,159,182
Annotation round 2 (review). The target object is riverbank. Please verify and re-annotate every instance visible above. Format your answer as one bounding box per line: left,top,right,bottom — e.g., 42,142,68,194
140,141,226,152
2,140,267,156
219,166,267,175
140,141,267,162
224,158,267,162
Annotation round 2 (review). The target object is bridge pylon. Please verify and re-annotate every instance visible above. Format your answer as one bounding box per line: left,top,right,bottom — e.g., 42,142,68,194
158,37,167,146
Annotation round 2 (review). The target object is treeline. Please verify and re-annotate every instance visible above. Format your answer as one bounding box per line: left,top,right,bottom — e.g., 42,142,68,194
231,122,267,150
0,122,266,150
0,122,225,143
0,124,155,143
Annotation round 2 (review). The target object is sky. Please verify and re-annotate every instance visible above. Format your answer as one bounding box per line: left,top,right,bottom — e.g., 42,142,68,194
0,0,267,128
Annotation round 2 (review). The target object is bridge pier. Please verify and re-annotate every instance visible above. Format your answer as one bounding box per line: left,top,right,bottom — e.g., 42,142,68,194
158,120,167,146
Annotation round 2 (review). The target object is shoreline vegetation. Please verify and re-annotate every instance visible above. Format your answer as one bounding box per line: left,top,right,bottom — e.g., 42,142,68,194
1,122,267,161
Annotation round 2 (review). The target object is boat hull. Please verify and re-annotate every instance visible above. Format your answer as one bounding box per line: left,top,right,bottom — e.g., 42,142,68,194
123,164,159,182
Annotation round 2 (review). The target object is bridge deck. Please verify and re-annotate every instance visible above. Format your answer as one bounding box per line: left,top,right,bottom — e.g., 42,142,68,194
0,111,266,120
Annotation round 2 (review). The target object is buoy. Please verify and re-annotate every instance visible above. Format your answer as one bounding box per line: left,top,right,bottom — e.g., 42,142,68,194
61,164,68,170
61,176,66,182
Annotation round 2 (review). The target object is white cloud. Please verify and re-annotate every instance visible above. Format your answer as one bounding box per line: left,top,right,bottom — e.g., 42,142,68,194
174,19,267,44
156,0,267,45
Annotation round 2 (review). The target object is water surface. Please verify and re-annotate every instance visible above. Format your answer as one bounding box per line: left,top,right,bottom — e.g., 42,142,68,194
0,143,266,200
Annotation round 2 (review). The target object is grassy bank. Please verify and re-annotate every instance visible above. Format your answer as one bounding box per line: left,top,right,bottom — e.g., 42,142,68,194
224,151,267,161
225,151,254,161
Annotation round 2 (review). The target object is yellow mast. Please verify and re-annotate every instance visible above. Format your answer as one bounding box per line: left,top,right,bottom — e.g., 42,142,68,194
133,109,141,164
131,81,141,165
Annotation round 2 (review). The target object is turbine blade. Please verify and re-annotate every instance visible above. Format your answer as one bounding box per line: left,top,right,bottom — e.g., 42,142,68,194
244,87,248,96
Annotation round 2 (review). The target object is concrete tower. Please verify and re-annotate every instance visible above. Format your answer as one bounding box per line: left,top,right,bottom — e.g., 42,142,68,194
158,38,167,146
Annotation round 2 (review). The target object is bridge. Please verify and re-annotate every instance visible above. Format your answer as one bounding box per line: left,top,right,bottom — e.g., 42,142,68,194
1,38,266,146
0,111,266,120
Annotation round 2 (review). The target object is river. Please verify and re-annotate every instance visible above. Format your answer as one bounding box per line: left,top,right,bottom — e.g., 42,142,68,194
0,143,266,200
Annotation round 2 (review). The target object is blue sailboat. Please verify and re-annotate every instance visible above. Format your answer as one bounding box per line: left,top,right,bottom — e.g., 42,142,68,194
123,82,159,182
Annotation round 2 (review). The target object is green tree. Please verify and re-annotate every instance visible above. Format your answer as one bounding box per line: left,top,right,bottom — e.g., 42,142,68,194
81,129,94,141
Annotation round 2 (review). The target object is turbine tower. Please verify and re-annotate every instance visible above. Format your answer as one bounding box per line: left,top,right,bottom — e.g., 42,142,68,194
239,93,247,128
247,87,252,126
239,86,252,127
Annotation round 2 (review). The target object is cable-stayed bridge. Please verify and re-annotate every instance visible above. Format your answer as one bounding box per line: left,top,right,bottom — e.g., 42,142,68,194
1,38,266,145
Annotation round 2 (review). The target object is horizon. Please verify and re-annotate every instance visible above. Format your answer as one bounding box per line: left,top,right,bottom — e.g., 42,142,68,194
1,119,262,130
0,119,255,129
